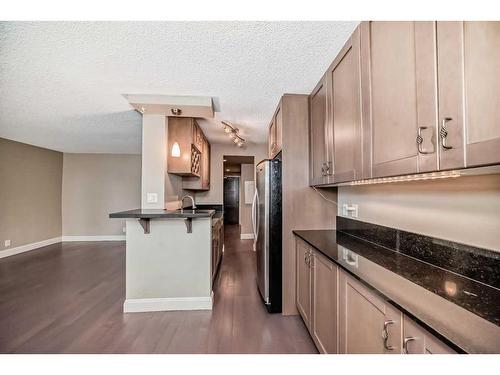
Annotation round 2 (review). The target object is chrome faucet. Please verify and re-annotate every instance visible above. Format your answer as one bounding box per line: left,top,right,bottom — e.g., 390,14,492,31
180,194,197,212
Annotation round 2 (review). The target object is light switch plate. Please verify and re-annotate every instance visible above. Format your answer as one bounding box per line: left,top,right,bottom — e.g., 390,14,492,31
146,193,158,203
4,240,11,247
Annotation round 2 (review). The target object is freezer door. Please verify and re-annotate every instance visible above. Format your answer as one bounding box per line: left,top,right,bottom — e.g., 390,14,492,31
255,161,269,304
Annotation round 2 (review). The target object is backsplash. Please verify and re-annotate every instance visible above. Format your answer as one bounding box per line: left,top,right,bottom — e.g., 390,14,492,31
337,216,500,289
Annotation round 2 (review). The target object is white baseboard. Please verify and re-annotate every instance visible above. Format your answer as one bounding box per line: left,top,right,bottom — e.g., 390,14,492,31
62,235,125,242
0,237,62,259
123,296,213,313
240,233,255,240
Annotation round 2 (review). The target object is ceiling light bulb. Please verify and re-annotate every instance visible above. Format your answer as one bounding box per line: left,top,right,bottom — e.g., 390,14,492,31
233,138,239,144
229,133,235,139
224,127,231,133
237,142,243,147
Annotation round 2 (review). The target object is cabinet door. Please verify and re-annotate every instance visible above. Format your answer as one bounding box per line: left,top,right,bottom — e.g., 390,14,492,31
311,250,338,354
403,316,456,354
437,22,500,169
329,27,362,183
339,270,402,354
309,76,330,185
274,106,283,156
362,21,438,178
296,239,312,330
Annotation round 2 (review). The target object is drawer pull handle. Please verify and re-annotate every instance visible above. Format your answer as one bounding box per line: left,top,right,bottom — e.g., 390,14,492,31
403,337,416,354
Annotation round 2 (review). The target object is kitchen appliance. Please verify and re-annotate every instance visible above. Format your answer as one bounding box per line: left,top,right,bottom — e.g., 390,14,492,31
252,157,282,313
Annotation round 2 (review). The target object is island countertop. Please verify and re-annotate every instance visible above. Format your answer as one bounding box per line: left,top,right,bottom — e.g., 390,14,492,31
109,208,216,219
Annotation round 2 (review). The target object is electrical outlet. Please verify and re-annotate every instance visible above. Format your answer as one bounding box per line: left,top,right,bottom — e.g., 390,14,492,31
4,240,11,247
146,192,158,203
122,227,126,233
351,204,358,218
342,204,359,218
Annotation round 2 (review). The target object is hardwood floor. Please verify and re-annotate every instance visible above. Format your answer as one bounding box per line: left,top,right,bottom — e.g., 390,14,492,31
0,225,317,353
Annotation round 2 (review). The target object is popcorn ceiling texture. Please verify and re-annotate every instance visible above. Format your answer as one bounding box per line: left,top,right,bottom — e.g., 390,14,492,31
0,21,358,153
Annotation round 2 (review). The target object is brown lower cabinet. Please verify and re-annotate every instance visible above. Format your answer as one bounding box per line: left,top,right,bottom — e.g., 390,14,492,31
295,237,456,354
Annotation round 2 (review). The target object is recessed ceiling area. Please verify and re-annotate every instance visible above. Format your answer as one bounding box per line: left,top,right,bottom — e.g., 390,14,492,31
0,21,358,154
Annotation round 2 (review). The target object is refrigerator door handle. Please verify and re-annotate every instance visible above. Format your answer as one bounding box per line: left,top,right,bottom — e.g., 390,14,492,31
254,189,260,243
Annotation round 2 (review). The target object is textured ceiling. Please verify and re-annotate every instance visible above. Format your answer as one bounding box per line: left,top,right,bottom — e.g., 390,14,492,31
0,21,358,154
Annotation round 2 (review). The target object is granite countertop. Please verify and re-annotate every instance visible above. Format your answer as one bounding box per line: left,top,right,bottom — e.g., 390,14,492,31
109,208,216,219
293,229,500,354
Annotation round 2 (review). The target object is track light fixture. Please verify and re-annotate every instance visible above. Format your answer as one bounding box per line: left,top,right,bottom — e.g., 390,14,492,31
221,121,245,147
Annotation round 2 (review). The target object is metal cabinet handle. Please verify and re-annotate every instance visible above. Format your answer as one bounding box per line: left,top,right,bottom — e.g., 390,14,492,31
321,161,333,177
440,117,453,150
403,337,416,354
416,126,430,154
325,161,333,176
382,320,395,351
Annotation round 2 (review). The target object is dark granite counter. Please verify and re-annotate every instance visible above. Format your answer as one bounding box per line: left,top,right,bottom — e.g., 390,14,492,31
109,208,215,219
293,218,500,354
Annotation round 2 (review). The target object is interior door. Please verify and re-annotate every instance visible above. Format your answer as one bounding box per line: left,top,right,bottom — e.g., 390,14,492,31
223,176,239,224
363,21,438,177
330,27,362,183
339,270,402,354
309,76,329,185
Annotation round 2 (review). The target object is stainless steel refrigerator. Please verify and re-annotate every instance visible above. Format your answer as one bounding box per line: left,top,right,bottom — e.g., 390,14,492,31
252,157,282,313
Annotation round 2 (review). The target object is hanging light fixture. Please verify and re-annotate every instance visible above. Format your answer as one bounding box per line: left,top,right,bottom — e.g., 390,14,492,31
221,121,245,147
171,142,181,157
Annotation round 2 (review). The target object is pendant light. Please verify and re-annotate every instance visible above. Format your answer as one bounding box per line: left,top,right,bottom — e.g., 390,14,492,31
171,142,181,157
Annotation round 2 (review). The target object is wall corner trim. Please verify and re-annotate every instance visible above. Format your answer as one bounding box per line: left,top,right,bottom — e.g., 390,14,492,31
240,233,255,240
123,297,213,313
0,237,62,259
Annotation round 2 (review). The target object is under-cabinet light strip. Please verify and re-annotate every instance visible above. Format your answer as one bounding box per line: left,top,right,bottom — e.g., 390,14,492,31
349,170,461,186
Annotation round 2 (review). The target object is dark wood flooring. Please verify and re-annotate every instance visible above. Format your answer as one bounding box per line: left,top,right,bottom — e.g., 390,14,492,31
0,225,316,353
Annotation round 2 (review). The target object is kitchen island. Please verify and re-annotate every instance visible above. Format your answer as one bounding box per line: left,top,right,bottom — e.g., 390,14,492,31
110,208,219,313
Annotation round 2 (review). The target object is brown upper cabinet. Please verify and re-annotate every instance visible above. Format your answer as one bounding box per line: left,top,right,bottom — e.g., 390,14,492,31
329,26,363,183
268,102,283,158
309,75,331,185
437,21,500,169
168,117,211,189
308,21,499,185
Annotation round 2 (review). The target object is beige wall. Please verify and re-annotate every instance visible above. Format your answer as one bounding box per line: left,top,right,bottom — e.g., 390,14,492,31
337,174,500,252
62,153,141,236
239,163,254,235
0,138,62,250
195,143,267,204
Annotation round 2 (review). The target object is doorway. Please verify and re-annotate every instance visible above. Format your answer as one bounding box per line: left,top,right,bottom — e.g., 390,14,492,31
222,155,255,233
223,176,240,224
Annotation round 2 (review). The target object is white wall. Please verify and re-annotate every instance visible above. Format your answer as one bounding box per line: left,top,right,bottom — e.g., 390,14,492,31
337,174,500,252
62,153,141,236
195,143,267,204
